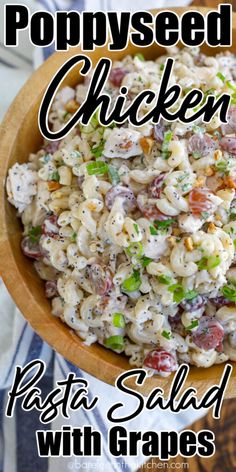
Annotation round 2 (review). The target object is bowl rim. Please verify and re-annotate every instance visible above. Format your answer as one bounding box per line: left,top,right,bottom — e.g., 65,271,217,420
0,6,235,397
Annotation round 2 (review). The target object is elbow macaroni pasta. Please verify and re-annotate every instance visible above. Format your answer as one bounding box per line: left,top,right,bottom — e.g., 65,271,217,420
6,46,236,375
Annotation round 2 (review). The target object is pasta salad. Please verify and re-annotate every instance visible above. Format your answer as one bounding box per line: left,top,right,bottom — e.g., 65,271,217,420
6,46,236,376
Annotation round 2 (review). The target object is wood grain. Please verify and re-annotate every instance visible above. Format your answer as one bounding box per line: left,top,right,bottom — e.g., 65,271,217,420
139,1,236,471
192,0,236,8
138,399,236,472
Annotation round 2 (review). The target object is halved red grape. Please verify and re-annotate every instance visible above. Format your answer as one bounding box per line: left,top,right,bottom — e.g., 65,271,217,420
44,140,60,154
109,68,128,87
148,174,166,198
221,107,236,135
188,133,215,157
105,185,136,211
89,264,113,296
191,317,224,350
144,349,178,373
210,296,232,308
220,137,236,155
168,312,185,336
21,236,42,260
153,124,165,143
189,188,215,216
45,280,58,298
42,215,59,238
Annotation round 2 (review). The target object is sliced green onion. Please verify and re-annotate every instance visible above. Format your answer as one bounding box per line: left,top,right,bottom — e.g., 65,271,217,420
168,285,198,304
91,140,105,159
162,130,173,159
133,223,139,235
113,313,125,328
162,330,172,340
173,289,185,304
141,256,152,267
197,257,208,270
121,270,141,292
63,111,70,121
213,130,222,139
226,226,235,236
221,285,236,302
71,232,77,243
126,242,143,258
182,183,192,193
108,165,120,185
201,211,210,220
160,64,164,71
215,160,228,173
150,225,158,236
204,87,216,97
163,131,173,143
104,335,124,350
234,239,236,250
87,161,108,175
208,254,221,269
158,275,172,285
168,284,185,303
81,110,104,143
153,219,175,230
89,110,100,129
216,72,226,82
197,255,221,270
177,173,189,183
226,80,236,93
185,320,199,331
28,225,42,243
185,290,198,300
135,53,145,61
80,114,99,134
168,283,182,293
192,125,205,134
192,151,202,160
49,170,60,182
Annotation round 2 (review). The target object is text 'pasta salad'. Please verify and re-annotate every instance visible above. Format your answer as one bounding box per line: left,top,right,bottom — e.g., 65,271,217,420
6,47,236,376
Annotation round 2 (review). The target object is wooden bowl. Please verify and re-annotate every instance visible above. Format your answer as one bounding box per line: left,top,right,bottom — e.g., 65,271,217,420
0,7,235,398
